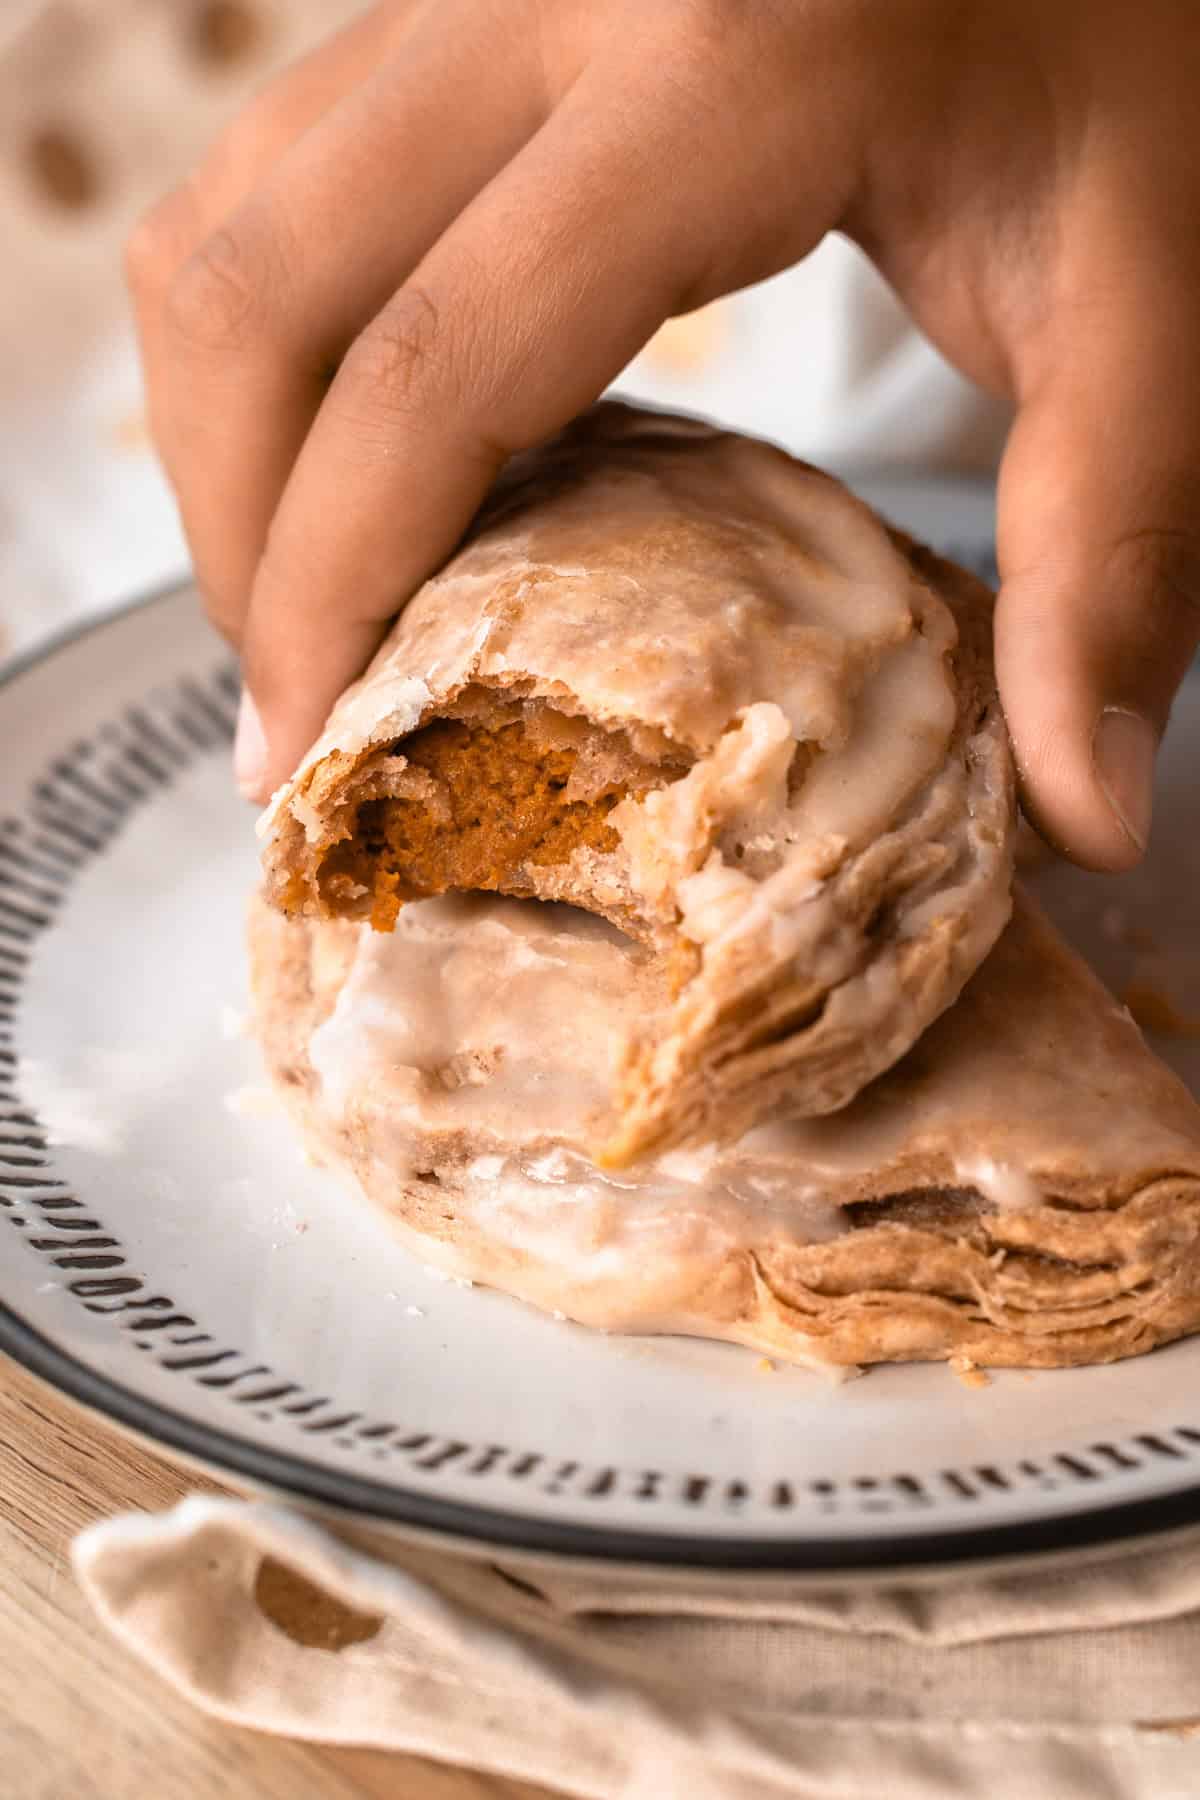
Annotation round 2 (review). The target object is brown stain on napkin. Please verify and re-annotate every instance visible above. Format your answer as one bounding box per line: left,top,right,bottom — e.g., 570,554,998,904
254,1555,383,1652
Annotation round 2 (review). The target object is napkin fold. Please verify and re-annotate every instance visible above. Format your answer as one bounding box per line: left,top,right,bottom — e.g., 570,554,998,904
74,1497,1200,1800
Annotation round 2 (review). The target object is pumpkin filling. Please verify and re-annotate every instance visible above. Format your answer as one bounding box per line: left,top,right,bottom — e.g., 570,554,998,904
313,696,692,932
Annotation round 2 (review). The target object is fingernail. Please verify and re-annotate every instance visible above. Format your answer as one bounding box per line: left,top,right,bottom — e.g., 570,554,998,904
234,688,267,801
1091,705,1156,854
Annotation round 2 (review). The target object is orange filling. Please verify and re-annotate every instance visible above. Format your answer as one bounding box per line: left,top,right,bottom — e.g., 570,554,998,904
316,710,682,931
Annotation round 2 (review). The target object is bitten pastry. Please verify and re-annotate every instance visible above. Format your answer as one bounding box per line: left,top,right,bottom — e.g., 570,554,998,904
248,889,1200,1374
259,403,1015,1161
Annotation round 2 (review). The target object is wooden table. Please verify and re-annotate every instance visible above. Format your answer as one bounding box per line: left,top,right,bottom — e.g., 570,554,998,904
0,1357,563,1799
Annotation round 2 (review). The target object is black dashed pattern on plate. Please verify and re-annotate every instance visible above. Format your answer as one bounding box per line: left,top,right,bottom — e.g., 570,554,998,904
2,650,1200,1527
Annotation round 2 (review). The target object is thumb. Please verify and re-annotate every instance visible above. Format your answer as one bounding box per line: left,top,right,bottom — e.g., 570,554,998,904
994,285,1200,871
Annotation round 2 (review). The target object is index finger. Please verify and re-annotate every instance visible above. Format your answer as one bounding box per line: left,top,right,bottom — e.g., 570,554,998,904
234,103,681,792
236,48,845,798
126,0,416,630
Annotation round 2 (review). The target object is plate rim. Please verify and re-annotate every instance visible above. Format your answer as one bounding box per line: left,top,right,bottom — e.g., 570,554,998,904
5,584,1200,1573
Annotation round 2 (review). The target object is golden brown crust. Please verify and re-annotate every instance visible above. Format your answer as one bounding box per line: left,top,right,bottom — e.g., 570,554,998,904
257,404,1016,1158
603,530,1013,1160
247,888,1200,1373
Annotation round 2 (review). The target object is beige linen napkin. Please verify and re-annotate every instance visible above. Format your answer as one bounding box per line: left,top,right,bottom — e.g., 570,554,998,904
73,1496,1200,1799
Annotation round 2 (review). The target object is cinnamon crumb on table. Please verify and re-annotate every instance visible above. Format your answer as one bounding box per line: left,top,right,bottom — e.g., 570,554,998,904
949,1353,991,1390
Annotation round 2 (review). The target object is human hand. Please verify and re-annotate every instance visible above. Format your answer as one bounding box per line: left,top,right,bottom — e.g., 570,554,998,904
127,0,1200,869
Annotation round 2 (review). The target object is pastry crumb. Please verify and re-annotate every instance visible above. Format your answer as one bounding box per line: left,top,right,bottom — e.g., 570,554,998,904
405,1304,425,1318
754,1357,776,1374
950,1353,991,1390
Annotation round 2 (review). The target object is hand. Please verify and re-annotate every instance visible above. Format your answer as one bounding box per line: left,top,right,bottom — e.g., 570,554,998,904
127,0,1200,869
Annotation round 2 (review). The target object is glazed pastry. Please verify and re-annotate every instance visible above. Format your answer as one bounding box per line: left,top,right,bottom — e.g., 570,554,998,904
259,403,1014,1160
248,888,1200,1374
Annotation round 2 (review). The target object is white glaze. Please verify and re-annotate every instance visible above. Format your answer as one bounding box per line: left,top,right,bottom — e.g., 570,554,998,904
304,896,852,1310
958,1157,1043,1215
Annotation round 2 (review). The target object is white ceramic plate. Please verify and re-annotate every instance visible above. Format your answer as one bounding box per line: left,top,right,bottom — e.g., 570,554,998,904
4,478,1200,1573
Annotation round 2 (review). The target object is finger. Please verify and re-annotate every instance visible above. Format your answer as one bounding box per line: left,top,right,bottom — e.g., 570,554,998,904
125,0,416,632
237,54,856,799
149,0,546,641
996,270,1200,871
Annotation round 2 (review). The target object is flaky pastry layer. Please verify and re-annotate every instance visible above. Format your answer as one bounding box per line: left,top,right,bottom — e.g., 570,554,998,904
248,889,1200,1374
259,404,1015,1160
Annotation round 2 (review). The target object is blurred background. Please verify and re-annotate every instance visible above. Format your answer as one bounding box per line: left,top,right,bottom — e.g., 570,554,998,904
0,0,1011,665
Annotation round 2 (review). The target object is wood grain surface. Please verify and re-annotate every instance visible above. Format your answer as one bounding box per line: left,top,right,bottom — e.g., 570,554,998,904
0,1356,564,1800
